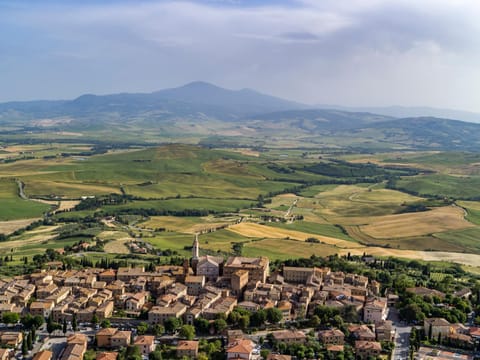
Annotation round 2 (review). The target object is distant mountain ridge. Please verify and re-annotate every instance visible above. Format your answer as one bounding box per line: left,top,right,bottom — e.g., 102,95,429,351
2,82,480,151
316,104,480,124
0,81,306,121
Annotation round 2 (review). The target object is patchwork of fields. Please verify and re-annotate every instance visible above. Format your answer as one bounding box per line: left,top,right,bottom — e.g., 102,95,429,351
1,144,480,271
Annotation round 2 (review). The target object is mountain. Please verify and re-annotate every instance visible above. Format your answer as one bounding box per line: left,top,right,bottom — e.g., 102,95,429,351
2,83,480,152
362,117,480,151
152,81,305,116
0,82,306,123
316,105,480,124
247,109,393,131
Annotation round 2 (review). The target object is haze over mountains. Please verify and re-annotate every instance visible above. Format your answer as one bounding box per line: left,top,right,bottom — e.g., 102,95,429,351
2,81,480,151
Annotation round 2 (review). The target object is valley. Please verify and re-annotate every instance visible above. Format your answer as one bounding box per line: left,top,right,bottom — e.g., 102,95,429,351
1,140,480,276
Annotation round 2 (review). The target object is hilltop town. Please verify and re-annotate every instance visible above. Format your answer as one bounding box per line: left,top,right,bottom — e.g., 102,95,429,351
0,236,477,360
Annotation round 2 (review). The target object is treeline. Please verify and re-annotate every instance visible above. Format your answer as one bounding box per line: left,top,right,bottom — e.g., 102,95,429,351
74,194,133,211
300,158,418,178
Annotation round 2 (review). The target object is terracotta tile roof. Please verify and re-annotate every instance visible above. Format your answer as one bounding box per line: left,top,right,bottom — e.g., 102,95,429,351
134,335,155,345
226,339,254,355
96,352,118,360
177,340,199,351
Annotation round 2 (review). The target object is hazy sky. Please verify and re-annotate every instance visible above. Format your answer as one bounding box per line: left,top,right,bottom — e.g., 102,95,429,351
1,0,479,111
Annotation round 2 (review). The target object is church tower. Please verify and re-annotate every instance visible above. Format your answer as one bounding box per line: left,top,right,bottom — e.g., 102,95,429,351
191,233,200,274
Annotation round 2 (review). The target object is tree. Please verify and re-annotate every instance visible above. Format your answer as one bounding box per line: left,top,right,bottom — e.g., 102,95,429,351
251,309,267,327
72,314,78,331
125,345,142,360
164,317,182,334
400,303,425,323
137,322,149,335
91,314,99,324
31,326,36,343
101,319,111,328
260,349,270,359
266,307,283,323
194,318,210,335
27,331,33,350
32,315,44,328
179,325,195,340
151,324,165,337
238,315,250,330
2,312,19,324
84,350,96,360
309,315,321,328
47,315,57,334
213,318,227,333
63,319,68,334
22,336,28,355
148,350,163,360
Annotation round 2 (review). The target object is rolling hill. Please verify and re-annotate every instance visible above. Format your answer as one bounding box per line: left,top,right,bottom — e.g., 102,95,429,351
2,82,480,151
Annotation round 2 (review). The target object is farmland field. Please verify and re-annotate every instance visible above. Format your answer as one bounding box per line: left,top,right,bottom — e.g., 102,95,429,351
1,143,480,269
359,206,473,239
0,178,51,221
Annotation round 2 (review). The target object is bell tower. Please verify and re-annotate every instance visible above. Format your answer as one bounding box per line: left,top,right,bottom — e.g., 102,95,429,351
191,233,200,274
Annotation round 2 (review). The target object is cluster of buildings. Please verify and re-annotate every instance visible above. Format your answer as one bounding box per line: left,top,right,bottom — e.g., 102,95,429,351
0,235,398,359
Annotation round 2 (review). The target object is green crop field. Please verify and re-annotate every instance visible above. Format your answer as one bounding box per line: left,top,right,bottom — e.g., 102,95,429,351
2,143,480,266
269,221,354,241
394,174,480,199
433,227,480,254
0,179,51,221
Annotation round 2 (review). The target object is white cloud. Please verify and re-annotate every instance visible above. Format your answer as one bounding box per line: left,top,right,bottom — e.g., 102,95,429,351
0,0,479,111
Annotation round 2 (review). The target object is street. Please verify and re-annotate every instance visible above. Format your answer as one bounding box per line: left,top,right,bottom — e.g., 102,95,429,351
388,308,412,360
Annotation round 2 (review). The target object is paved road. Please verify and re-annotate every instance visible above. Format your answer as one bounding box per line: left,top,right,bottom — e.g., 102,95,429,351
388,308,412,360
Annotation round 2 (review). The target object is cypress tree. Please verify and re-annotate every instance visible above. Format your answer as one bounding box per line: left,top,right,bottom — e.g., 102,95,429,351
22,336,28,355
27,331,33,350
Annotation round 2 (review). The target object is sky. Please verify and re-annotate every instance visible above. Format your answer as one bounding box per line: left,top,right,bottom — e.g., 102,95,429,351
1,0,480,112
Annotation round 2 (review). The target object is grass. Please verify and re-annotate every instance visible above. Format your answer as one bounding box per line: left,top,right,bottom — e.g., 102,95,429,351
243,238,338,260
139,216,206,232
144,232,194,256
5,144,300,201
298,184,339,197
395,174,480,199
269,221,355,241
457,201,480,225
433,227,480,254
0,178,51,221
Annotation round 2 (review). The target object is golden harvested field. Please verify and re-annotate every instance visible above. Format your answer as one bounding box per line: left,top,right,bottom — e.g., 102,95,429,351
140,216,236,234
24,181,121,198
228,222,363,249
33,199,80,213
57,200,81,212
99,231,132,254
300,184,420,218
359,206,473,239
103,238,131,254
244,238,339,259
0,218,42,235
1,232,57,250
337,246,480,268
351,189,422,203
